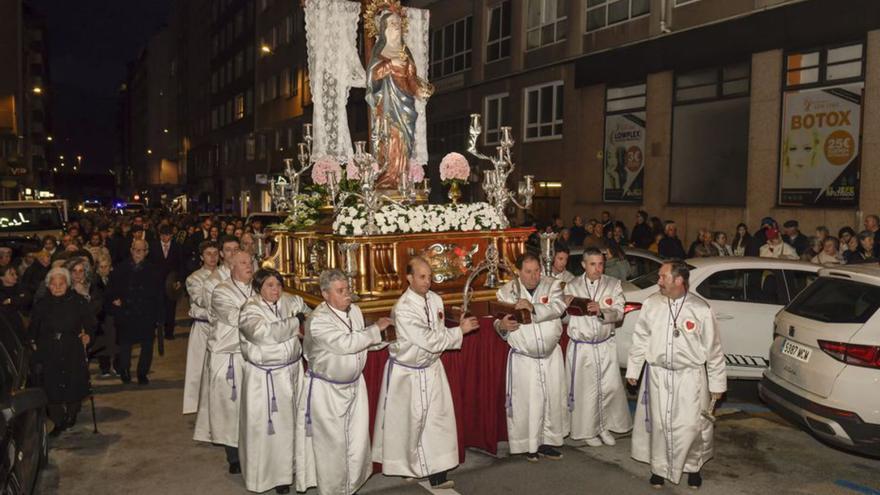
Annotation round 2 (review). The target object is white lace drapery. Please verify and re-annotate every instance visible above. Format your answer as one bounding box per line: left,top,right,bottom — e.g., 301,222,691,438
404,7,429,165
304,0,365,162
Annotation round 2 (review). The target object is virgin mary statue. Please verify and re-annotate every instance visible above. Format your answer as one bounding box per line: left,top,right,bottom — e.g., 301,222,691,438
365,1,433,190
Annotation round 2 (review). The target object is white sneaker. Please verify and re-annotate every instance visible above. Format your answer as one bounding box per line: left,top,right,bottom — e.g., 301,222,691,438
585,436,603,447
599,431,616,446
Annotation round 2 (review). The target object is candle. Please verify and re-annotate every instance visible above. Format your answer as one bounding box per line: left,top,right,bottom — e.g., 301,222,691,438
303,123,312,139
470,113,481,131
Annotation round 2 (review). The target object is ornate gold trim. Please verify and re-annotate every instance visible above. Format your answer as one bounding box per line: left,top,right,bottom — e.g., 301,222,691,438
364,0,408,40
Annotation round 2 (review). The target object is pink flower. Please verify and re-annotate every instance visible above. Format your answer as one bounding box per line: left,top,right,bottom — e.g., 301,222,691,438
439,152,470,182
345,158,380,181
311,156,343,185
409,160,426,182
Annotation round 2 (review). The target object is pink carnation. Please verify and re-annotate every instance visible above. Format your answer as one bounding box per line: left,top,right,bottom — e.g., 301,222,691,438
439,152,470,181
409,160,426,182
311,156,343,185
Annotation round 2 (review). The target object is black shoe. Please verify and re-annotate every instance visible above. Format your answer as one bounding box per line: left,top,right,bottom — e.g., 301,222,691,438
120,372,132,384
537,445,563,460
228,462,241,474
525,452,539,463
688,471,702,489
650,474,665,488
428,472,454,489
274,486,290,494
137,375,150,385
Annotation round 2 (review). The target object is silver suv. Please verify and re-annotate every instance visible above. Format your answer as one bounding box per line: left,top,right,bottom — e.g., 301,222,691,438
760,265,880,456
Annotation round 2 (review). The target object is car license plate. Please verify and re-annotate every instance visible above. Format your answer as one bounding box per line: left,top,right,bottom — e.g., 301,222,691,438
782,339,811,363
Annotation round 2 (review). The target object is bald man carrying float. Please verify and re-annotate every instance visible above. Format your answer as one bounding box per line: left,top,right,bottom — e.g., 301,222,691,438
372,257,480,489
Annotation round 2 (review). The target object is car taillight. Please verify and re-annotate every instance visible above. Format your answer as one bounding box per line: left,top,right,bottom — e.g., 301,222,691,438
818,340,880,369
623,302,642,315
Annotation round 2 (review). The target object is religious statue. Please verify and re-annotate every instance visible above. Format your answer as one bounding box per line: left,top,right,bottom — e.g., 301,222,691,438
365,0,434,190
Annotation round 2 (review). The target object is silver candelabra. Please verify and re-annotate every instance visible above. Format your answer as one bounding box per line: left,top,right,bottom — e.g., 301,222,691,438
338,242,360,301
269,123,315,216
539,232,558,275
467,114,535,228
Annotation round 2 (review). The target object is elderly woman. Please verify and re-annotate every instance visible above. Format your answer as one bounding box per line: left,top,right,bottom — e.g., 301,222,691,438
0,264,31,337
29,267,97,436
238,268,310,494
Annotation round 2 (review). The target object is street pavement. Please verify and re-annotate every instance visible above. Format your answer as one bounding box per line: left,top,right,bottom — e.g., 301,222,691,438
36,304,880,495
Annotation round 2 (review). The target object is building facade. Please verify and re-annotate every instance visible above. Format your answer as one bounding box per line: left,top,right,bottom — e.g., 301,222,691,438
0,0,52,199
422,0,880,240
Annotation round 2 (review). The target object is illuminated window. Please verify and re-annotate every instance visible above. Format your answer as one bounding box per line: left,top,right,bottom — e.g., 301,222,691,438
235,94,245,120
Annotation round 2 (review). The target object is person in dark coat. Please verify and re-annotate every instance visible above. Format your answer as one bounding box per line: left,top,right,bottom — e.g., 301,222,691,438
630,210,654,249
149,225,183,340
29,267,96,436
0,264,31,338
657,221,687,259
105,238,165,385
92,253,118,377
22,250,51,297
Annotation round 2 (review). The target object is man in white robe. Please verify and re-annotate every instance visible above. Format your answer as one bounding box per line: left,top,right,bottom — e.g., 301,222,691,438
193,236,238,442
372,257,480,489
295,269,392,495
182,240,219,415
548,246,575,286
495,253,568,461
564,248,632,447
626,260,727,489
195,247,251,474
239,269,309,494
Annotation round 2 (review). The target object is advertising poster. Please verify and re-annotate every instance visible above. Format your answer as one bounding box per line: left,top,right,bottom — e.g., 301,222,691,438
603,112,645,202
779,83,863,206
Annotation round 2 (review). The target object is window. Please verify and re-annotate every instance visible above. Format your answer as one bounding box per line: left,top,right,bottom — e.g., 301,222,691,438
526,0,567,50
281,69,291,98
586,0,649,32
289,65,299,96
211,72,218,94
226,100,233,124
670,62,750,205
483,93,509,145
788,278,880,324
785,42,864,89
246,43,254,70
235,51,244,78
245,89,253,115
524,81,564,141
430,16,473,79
268,74,278,100
235,93,245,120
235,11,244,37
258,80,266,104
784,270,818,301
211,108,218,130
696,269,785,305
285,15,294,44
486,1,511,63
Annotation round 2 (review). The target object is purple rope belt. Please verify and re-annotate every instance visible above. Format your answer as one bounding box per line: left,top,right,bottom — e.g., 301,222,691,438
505,348,545,418
642,364,651,433
567,335,613,412
249,356,301,436
381,358,431,420
304,369,360,437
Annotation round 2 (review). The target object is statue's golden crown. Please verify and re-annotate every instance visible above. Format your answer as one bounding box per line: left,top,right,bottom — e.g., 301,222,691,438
364,0,408,39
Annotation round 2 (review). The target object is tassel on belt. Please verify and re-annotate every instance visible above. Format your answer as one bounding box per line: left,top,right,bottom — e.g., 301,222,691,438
249,356,301,436
304,370,361,437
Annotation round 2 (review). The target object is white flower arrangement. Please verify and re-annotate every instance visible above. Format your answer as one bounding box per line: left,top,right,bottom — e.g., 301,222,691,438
333,202,505,236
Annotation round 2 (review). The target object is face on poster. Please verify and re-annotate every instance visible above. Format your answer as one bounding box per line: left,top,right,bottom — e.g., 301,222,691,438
603,112,645,202
779,83,862,206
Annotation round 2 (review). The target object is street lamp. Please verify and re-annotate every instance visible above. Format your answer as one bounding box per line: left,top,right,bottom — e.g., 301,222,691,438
260,44,272,55
46,136,53,142
32,86,42,95
147,149,153,155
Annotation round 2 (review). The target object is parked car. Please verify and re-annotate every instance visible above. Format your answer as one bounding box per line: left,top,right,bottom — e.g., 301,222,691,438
0,314,48,494
615,257,821,379
759,265,880,456
569,246,664,281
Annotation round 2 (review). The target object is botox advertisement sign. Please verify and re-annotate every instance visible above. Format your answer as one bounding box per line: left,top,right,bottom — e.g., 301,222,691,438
603,112,645,203
779,83,862,206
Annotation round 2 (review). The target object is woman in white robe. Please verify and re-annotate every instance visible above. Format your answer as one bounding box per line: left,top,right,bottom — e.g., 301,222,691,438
239,268,309,494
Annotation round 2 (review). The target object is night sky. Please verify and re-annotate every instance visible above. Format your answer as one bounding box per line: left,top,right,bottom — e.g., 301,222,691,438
29,0,172,174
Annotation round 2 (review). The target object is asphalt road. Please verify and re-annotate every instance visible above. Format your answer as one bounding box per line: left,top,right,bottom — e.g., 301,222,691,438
35,306,880,495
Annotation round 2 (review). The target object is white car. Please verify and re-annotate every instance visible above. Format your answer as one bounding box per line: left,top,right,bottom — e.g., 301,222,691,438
760,265,880,456
569,246,664,281
615,257,821,379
